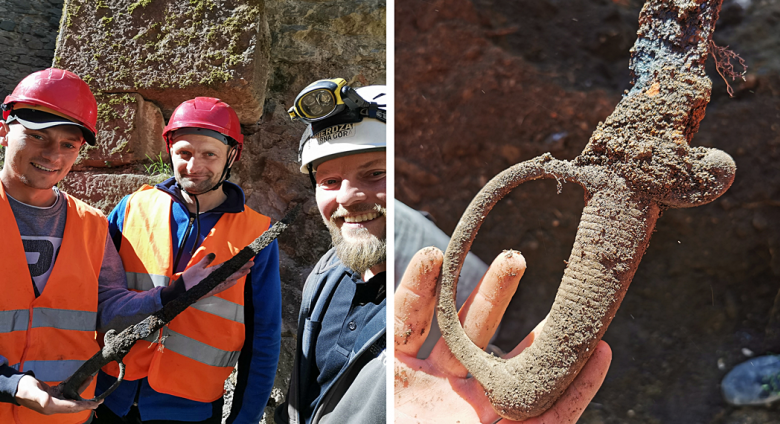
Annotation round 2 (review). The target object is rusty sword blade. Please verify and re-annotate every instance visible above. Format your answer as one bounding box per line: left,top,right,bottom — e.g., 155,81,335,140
58,204,301,401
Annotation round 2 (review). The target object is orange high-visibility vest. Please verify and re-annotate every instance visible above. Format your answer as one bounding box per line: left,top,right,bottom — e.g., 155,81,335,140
103,186,270,402
0,184,105,424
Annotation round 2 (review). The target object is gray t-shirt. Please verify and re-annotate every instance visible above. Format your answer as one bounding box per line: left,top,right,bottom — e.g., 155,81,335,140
0,188,163,404
7,187,68,295
5,188,163,328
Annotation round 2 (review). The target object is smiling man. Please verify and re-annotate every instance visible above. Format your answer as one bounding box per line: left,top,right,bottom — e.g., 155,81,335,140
275,81,386,424
0,68,108,424
93,97,281,424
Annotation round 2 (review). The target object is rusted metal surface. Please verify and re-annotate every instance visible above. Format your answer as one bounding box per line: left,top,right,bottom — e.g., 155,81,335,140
58,205,300,401
436,0,737,420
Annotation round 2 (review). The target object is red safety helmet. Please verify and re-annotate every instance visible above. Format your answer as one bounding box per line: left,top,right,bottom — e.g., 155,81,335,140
2,68,98,145
163,97,244,160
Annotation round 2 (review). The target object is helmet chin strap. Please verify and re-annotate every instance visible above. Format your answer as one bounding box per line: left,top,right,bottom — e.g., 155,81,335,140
307,163,316,190
171,146,238,255
206,146,238,193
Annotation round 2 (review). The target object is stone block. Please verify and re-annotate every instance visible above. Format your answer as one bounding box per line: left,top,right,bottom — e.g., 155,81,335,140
0,21,16,31
26,38,42,49
59,172,153,214
33,27,50,37
11,0,30,12
74,93,166,169
267,0,385,80
54,0,270,124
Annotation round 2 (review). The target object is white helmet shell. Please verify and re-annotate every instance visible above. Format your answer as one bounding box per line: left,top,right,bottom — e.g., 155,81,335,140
298,85,387,173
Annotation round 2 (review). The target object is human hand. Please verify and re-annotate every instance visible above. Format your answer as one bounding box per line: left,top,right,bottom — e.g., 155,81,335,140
180,253,254,298
15,375,101,415
394,247,612,423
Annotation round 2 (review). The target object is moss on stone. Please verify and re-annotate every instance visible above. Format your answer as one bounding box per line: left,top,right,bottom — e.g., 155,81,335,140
97,94,137,123
64,0,83,28
128,0,153,15
75,142,98,165
109,139,130,155
199,69,232,85
57,0,272,122
66,0,263,90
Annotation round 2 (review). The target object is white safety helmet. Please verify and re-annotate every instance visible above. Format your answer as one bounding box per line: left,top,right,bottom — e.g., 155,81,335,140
297,85,387,173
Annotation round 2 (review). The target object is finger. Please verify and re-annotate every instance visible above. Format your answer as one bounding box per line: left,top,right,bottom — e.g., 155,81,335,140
429,249,525,376
237,260,254,273
460,250,525,346
227,261,254,283
521,341,612,424
394,247,443,357
195,252,217,268
47,396,102,413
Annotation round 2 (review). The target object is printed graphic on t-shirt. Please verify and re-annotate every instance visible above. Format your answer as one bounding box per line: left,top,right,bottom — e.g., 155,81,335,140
23,236,62,295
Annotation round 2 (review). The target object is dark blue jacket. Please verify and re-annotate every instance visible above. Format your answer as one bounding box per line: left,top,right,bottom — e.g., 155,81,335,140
275,248,386,424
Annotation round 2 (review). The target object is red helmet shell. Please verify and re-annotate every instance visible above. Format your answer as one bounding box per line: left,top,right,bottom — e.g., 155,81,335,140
3,68,97,137
163,97,244,160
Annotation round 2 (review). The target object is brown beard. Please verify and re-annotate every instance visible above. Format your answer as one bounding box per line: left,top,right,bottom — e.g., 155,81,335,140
326,204,386,276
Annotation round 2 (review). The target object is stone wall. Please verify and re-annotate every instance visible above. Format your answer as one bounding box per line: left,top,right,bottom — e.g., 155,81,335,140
0,0,63,97
52,0,385,422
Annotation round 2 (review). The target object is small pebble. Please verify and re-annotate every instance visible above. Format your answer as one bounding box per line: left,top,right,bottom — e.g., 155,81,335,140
627,409,636,417
718,358,726,370
742,348,754,357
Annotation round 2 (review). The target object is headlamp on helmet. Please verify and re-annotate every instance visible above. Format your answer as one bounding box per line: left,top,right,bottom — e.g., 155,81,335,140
292,82,387,190
288,78,385,124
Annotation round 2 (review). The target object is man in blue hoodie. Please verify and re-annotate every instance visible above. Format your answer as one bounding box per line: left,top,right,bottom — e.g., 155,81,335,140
94,97,281,424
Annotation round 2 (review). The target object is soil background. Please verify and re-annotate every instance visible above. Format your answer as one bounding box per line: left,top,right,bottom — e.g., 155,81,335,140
395,0,780,423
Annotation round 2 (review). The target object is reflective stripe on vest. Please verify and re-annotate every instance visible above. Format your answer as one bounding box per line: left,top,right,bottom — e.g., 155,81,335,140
190,296,244,324
31,307,97,331
22,359,87,383
0,309,29,333
112,186,270,401
0,185,104,424
161,328,241,368
126,272,170,291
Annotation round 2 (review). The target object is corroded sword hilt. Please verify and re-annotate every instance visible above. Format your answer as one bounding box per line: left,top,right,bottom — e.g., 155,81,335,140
436,0,737,420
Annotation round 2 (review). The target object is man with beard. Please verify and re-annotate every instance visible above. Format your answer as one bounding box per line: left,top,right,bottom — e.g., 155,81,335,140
275,80,386,424
93,97,281,424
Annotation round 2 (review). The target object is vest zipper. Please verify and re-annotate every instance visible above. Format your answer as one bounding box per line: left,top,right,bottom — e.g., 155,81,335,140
173,215,195,272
